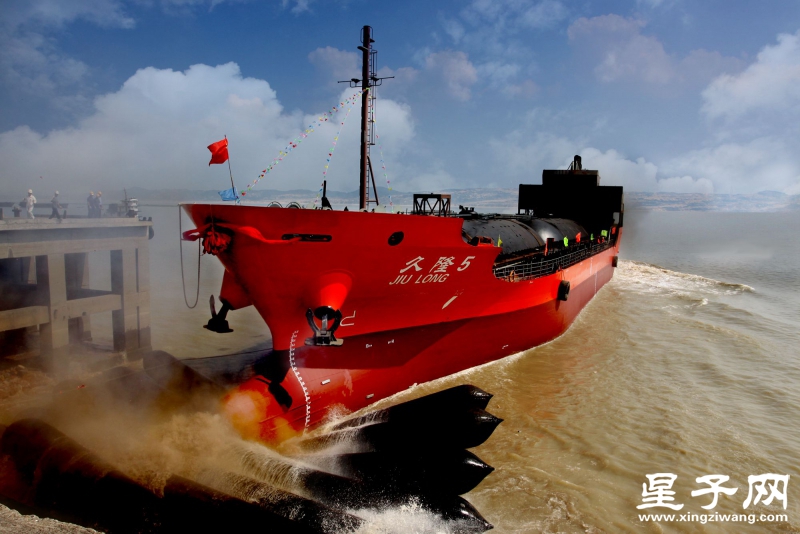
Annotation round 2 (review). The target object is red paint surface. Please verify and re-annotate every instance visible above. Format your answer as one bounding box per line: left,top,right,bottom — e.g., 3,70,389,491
185,204,621,441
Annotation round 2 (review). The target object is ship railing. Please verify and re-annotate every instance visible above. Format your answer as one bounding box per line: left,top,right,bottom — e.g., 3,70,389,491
492,242,613,282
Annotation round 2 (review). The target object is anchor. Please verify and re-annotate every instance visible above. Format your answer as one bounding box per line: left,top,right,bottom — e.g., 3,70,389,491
204,295,233,333
305,306,343,346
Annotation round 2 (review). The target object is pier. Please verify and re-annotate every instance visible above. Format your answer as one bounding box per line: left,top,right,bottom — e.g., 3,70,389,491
0,217,153,367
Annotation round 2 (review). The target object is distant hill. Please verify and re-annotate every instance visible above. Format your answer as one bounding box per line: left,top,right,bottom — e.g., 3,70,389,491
623,191,800,212
128,187,800,213
2,187,797,213
92,186,519,212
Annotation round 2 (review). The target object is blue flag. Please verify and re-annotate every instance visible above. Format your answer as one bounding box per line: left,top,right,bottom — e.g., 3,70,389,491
218,187,238,201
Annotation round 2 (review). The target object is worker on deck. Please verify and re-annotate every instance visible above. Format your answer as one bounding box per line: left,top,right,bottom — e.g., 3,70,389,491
24,189,36,219
87,192,95,217
49,191,62,221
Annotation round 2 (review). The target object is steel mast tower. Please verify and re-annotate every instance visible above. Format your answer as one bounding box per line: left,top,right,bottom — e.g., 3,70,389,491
341,25,392,210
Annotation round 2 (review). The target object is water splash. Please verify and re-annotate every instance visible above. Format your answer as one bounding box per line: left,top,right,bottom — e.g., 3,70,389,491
350,498,453,534
617,260,754,297
234,441,311,494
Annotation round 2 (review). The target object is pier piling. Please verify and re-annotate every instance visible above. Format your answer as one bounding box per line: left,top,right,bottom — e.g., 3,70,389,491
0,217,153,367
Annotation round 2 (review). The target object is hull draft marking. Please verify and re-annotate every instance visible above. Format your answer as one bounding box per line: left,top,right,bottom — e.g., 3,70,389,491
288,330,311,431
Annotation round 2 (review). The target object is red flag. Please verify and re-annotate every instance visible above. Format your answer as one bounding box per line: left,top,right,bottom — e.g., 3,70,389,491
207,138,229,166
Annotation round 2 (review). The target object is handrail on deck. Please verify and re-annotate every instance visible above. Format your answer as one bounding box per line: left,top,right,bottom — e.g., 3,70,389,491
493,242,613,282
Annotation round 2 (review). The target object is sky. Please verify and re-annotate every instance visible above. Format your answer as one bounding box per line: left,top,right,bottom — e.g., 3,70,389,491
2,0,800,200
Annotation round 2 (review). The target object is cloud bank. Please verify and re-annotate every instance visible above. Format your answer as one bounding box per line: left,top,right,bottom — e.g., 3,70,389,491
0,62,416,197
702,30,800,121
568,14,742,88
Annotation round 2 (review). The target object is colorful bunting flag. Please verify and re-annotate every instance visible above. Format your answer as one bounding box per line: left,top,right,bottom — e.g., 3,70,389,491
218,187,237,201
239,89,366,198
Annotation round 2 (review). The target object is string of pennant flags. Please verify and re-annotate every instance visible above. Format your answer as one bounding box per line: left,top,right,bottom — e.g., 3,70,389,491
239,89,366,198
372,101,393,213
376,137,392,212
314,92,358,208
312,181,324,208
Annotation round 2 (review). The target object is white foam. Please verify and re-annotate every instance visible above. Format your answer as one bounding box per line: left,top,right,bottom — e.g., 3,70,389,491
349,498,453,534
616,260,754,298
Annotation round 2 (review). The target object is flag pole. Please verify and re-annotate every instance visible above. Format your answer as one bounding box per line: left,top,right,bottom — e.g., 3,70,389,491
225,135,238,202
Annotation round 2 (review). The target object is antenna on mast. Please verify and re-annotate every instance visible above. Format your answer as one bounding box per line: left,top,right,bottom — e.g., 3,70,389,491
339,25,393,210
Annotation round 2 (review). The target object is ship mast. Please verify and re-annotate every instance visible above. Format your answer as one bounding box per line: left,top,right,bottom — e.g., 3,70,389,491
340,25,392,210
359,26,372,211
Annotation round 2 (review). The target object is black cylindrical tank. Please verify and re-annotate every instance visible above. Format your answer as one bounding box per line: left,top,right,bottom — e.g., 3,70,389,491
540,217,588,242
461,217,588,255
462,219,543,254
526,218,564,242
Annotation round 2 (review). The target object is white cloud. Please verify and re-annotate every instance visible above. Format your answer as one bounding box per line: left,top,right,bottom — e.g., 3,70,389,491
430,0,563,102
680,49,741,84
504,80,538,98
478,61,520,85
309,47,420,103
0,31,95,123
634,0,677,8
376,66,419,92
461,0,568,31
454,0,567,57
495,135,799,194
477,60,537,97
660,137,800,194
702,30,800,120
486,128,740,193
0,0,267,127
0,63,416,196
568,15,742,87
487,126,663,192
679,31,800,195
442,19,465,44
1,0,135,30
0,31,91,97
0,0,135,125
786,181,800,196
424,51,478,101
578,148,659,191
568,15,673,84
309,46,360,83
518,0,569,29
488,132,580,180
281,0,311,14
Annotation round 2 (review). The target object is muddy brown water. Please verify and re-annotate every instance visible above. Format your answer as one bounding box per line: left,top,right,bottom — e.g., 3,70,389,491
1,207,798,533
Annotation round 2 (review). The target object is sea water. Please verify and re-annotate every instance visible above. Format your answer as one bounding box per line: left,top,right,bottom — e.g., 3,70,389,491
1,207,798,533
134,207,800,532
454,210,799,533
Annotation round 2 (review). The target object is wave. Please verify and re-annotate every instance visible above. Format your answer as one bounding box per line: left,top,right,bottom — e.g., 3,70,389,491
616,260,755,296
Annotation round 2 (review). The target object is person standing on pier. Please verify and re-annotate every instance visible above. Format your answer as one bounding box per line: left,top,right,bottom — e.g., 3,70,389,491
87,192,95,217
96,191,103,217
49,191,62,221
24,189,36,219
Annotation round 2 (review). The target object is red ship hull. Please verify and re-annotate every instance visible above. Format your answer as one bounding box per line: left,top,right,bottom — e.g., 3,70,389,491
183,204,621,442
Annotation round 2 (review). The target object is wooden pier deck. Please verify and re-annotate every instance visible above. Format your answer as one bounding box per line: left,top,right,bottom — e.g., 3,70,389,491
0,217,153,366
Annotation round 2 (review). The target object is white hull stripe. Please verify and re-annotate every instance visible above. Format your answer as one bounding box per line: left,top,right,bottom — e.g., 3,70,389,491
288,330,311,431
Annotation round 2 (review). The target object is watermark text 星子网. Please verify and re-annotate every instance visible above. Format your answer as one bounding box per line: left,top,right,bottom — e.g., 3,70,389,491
636,473,790,524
